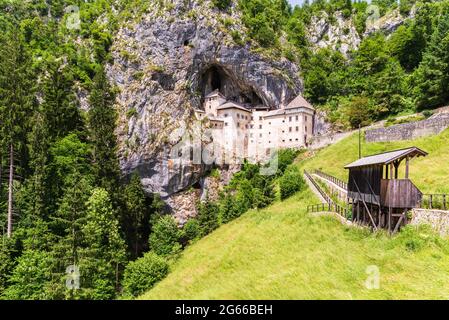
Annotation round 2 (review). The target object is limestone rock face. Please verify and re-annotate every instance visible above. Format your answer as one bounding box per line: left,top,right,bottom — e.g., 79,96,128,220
364,8,409,37
107,1,302,205
307,11,361,57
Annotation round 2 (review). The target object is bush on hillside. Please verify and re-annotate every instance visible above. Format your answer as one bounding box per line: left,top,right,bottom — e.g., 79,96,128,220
279,165,305,200
197,199,220,237
182,218,201,243
149,215,182,256
277,148,301,175
122,252,169,297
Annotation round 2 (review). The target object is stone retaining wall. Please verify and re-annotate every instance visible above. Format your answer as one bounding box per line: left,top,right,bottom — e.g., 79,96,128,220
410,208,449,235
365,114,449,142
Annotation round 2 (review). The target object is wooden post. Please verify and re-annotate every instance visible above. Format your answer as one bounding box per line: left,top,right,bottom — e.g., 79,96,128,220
394,161,399,179
385,165,389,179
390,163,394,179
388,207,392,234
405,156,409,179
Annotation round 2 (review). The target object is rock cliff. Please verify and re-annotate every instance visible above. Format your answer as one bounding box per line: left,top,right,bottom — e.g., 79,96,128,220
106,1,302,212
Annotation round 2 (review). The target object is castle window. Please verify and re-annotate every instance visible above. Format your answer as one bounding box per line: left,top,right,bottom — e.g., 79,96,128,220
282,139,285,142
224,113,228,117
259,125,262,129
259,117,262,120
296,115,298,121
237,122,240,128
282,120,285,123
251,116,254,120
237,114,240,119
296,126,299,131
289,139,292,142
289,116,292,122
305,126,308,132
250,124,254,129
289,127,292,132
259,133,262,138
304,115,307,121
225,122,228,126
295,138,298,141
269,122,271,125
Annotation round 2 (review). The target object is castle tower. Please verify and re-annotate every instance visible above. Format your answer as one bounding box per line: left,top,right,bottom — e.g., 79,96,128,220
204,89,226,117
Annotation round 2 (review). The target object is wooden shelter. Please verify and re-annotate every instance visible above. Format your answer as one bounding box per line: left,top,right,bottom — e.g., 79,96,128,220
344,147,427,232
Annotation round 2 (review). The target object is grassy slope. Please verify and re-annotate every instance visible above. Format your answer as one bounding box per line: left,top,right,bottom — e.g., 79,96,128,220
141,129,449,300
300,128,449,194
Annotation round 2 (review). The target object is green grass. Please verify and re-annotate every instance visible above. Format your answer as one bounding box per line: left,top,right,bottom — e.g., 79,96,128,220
300,128,449,194
140,129,449,300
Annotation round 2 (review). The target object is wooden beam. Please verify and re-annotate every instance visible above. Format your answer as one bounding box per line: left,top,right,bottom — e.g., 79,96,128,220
351,177,378,230
405,156,409,179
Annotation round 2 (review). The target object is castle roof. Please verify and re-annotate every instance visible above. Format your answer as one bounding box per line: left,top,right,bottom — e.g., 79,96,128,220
216,101,251,112
286,95,314,110
205,89,226,99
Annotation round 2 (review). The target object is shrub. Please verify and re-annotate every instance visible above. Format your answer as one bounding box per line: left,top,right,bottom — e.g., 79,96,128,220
279,166,305,200
182,219,201,243
277,148,300,176
212,0,231,10
197,199,219,237
149,215,181,256
123,252,169,297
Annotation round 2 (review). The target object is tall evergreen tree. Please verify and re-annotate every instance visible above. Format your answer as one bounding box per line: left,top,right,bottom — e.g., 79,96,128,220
87,66,120,194
413,5,449,109
41,61,83,140
0,30,36,237
79,188,127,299
124,172,149,258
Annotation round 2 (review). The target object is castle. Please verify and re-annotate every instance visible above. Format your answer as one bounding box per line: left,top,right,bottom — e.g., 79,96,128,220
194,90,315,164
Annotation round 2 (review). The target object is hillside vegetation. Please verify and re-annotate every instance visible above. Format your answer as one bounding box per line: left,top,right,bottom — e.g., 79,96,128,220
141,129,449,299
299,128,449,194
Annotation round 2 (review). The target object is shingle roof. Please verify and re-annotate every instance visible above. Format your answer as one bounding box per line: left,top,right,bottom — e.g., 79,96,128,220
287,95,314,110
216,101,251,112
344,147,428,169
205,89,225,99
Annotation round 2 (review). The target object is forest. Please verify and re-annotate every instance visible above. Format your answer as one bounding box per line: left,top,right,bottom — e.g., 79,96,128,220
0,0,448,299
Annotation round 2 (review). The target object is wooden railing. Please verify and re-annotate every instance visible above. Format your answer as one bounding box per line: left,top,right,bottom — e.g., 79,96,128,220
420,194,449,210
313,169,348,190
307,202,351,218
304,170,332,204
304,170,351,219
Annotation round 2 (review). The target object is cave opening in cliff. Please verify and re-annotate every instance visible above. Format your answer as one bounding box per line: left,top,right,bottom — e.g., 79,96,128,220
199,65,264,107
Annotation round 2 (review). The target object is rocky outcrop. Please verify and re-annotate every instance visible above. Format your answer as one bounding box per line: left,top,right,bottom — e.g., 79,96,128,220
107,1,302,214
307,11,361,56
364,8,411,37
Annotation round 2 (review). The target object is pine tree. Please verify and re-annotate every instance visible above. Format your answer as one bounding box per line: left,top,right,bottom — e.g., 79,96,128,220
41,61,82,140
124,172,149,258
0,30,36,237
413,5,449,109
79,188,127,299
87,66,120,195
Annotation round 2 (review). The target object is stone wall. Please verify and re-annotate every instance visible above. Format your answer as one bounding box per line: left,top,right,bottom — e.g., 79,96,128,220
410,208,449,235
309,130,353,150
365,114,449,142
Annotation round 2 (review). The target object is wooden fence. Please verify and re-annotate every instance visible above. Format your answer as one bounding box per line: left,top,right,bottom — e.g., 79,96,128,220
420,194,449,210
313,169,348,190
304,170,351,219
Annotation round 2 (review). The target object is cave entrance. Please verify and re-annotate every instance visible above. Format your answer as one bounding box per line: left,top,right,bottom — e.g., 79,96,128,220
199,65,264,107
210,66,222,91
